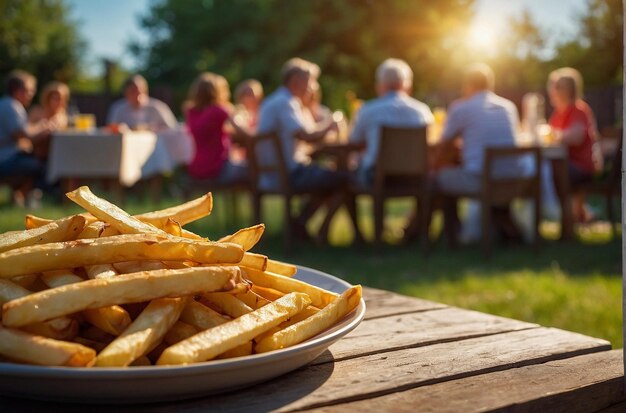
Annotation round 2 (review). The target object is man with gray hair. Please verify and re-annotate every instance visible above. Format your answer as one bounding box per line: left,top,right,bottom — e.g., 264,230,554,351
349,58,434,187
254,57,347,239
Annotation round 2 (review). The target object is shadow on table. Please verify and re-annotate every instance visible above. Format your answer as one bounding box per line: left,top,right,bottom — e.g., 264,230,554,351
0,350,336,413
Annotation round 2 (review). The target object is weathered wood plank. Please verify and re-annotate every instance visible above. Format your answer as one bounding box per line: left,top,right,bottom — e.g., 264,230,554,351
305,349,624,413
313,306,537,364
124,327,609,413
363,287,446,320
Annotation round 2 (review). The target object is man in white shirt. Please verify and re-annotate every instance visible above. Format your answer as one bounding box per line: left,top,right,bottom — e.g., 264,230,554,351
255,58,348,239
349,58,434,187
0,70,50,205
433,63,521,242
107,75,177,132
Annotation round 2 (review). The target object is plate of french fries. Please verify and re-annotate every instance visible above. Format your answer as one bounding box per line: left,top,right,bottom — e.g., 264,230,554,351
0,187,365,403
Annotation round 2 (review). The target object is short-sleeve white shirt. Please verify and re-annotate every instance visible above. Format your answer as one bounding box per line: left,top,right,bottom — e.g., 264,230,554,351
349,92,434,171
256,87,310,172
107,97,177,132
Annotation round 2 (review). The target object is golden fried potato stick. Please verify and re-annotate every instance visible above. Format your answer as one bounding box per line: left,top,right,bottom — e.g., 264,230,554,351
135,193,213,228
216,341,253,359
200,292,253,318
243,268,338,309
3,266,241,327
85,264,118,280
0,279,79,340
25,213,96,230
218,224,265,251
234,290,271,310
0,215,86,254
157,292,311,365
239,252,268,271
266,260,298,277
41,270,132,336
0,326,95,367
251,285,285,301
164,321,199,345
66,186,169,236
162,218,183,237
180,300,230,330
113,260,168,274
95,297,188,367
77,220,107,239
0,234,244,278
255,286,362,353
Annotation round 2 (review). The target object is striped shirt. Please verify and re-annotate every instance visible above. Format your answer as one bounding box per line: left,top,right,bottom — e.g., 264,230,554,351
442,91,519,174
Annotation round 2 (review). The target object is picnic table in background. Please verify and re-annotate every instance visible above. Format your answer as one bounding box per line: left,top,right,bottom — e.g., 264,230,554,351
3,287,622,412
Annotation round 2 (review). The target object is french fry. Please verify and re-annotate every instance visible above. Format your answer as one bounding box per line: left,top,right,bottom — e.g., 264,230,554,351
77,220,107,239
180,300,230,330
239,252,268,271
9,274,39,290
157,292,311,365
243,268,338,309
130,356,152,366
218,224,265,251
235,290,271,309
25,213,97,230
113,260,168,274
0,215,86,253
41,270,132,336
3,266,241,327
73,336,107,352
67,186,169,236
216,341,253,359
0,326,95,367
200,292,253,318
250,285,285,301
0,234,243,278
0,279,79,340
85,264,118,279
164,321,199,345
266,259,298,277
255,286,362,353
135,193,213,227
162,218,183,237
95,297,188,367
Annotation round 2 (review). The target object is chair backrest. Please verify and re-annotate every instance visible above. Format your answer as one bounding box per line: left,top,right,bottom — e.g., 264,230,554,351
246,132,290,193
374,126,428,189
483,146,542,204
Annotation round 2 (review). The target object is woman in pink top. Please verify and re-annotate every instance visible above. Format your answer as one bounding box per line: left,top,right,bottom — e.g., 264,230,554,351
185,73,248,184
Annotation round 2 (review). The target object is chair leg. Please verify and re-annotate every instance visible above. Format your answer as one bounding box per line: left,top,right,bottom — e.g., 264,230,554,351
442,197,459,249
373,196,384,250
606,192,616,239
346,192,365,245
418,193,430,256
252,193,262,225
533,197,541,254
481,202,492,259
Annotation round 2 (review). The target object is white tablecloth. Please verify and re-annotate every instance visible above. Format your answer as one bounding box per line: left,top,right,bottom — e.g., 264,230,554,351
47,130,174,187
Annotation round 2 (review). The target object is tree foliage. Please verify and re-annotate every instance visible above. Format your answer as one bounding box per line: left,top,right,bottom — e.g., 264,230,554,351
0,0,84,89
133,0,475,109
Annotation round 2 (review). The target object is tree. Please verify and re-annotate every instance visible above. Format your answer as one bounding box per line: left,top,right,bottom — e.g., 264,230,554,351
132,0,475,111
0,0,84,90
551,0,623,86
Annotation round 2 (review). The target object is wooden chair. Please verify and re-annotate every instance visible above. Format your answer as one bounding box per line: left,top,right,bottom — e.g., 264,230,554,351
356,126,430,252
246,133,321,251
574,136,622,238
443,146,542,258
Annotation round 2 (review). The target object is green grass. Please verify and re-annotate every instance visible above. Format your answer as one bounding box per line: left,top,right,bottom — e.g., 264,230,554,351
0,188,622,348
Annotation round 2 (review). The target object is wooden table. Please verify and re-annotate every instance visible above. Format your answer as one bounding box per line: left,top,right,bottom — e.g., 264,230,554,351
2,287,622,412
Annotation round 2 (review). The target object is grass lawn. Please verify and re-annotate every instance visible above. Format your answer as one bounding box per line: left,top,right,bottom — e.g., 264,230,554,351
0,188,622,348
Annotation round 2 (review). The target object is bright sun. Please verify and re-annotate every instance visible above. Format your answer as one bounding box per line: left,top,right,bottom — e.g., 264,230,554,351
469,26,496,52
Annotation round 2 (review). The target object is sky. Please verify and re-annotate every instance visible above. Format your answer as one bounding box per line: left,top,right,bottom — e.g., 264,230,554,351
68,0,587,75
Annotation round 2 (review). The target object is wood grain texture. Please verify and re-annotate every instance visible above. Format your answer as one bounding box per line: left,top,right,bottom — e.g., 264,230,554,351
306,349,624,413
313,306,538,364
141,327,610,413
363,287,446,320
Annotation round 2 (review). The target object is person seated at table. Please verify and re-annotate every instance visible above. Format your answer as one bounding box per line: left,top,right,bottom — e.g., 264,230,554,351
0,70,50,207
253,57,347,238
433,63,521,242
547,67,599,223
107,74,177,132
28,81,70,160
302,80,333,128
184,72,248,186
233,79,263,134
349,58,434,188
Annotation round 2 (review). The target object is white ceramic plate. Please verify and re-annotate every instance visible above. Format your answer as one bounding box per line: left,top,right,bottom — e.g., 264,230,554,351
0,265,365,404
